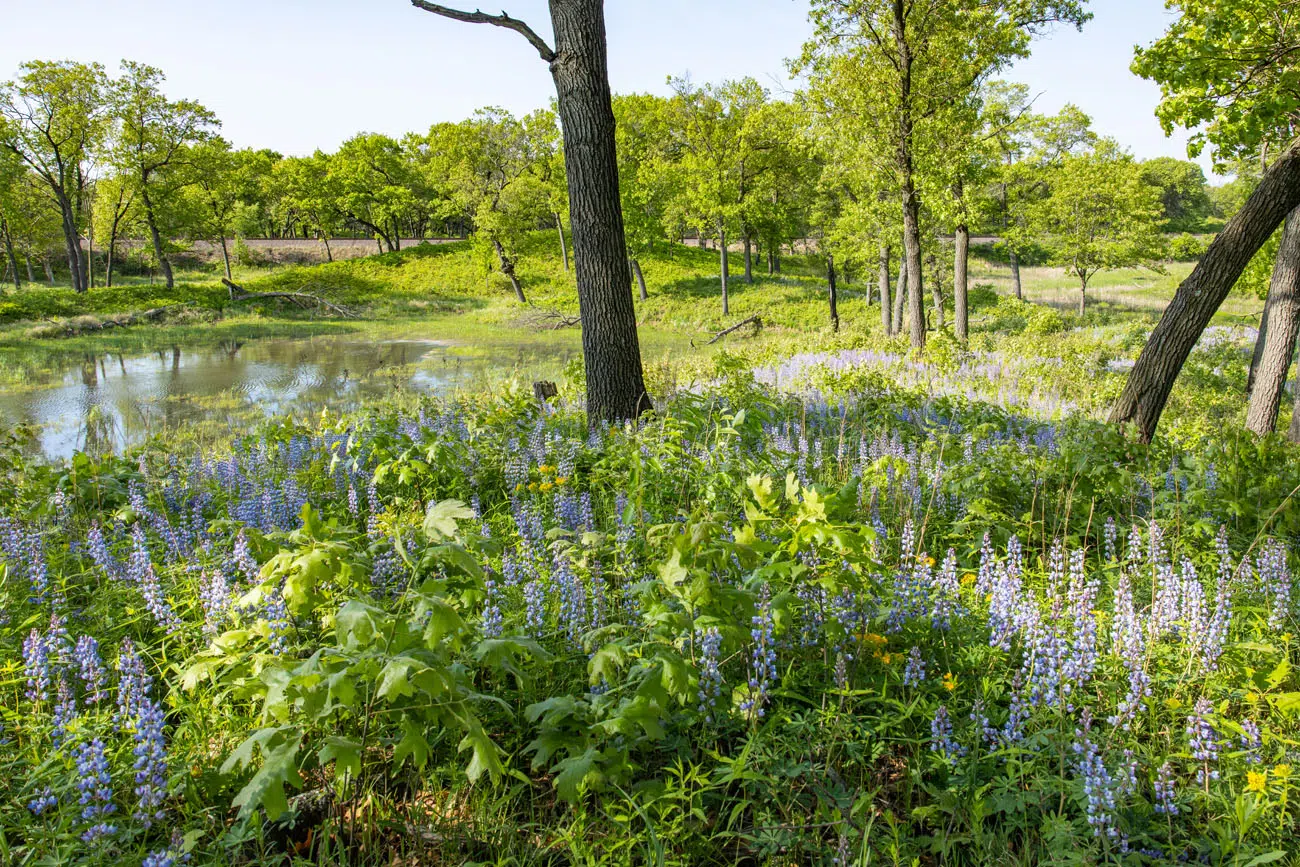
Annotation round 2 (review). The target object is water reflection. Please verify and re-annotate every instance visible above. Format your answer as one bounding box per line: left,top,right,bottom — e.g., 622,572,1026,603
0,334,580,460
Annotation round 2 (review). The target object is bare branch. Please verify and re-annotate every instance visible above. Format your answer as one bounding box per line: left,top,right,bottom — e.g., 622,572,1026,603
409,2,556,62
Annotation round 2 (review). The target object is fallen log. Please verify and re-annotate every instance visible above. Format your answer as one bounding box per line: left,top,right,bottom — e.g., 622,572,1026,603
221,279,359,318
703,314,762,346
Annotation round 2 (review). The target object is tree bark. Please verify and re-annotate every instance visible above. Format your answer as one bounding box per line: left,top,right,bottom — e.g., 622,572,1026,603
893,254,907,335
1010,250,1023,300
767,246,775,276
827,253,839,332
555,211,569,272
493,238,527,303
893,0,924,350
220,236,233,281
743,231,753,284
57,196,86,293
878,241,892,334
631,256,647,301
322,236,333,263
1245,209,1300,435
1110,140,1300,442
547,0,651,419
44,257,55,286
1248,302,1270,393
140,186,174,290
1079,274,1088,316
1290,370,1300,443
719,221,729,315
0,218,19,290
928,252,944,329
954,224,969,341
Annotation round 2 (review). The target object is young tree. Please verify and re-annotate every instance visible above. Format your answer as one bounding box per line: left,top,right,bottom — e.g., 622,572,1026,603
1114,0,1300,441
273,153,342,261
329,133,417,253
0,140,24,289
184,140,271,280
1032,141,1164,314
1139,156,1212,233
612,92,676,300
0,61,108,293
111,61,219,290
800,0,1090,351
89,173,137,287
410,0,653,422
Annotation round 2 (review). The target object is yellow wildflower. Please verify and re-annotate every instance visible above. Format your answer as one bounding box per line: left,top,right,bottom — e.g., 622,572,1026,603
555,476,569,486
528,482,539,492
539,481,554,493
1246,771,1268,793
538,464,555,475
960,573,976,585
1273,764,1292,779
925,556,936,567
942,672,958,692
880,652,894,665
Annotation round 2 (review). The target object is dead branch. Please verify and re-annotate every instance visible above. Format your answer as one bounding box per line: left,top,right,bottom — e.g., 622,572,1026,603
409,2,556,61
703,315,762,346
221,279,360,318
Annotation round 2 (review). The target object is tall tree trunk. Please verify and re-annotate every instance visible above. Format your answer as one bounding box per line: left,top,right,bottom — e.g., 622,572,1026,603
1289,370,1300,443
1,218,19,290
954,224,969,340
743,231,753,284
493,238,527,303
1245,210,1300,435
1078,275,1088,316
1010,250,1023,299
58,197,85,293
322,236,333,263
556,211,570,272
893,255,907,335
718,221,729,315
1110,140,1300,442
220,236,233,281
767,246,775,276
928,252,944,329
894,0,924,350
878,242,892,335
44,258,55,286
26,254,34,284
1248,302,1270,393
631,256,647,301
548,0,651,419
140,186,174,291
106,216,121,289
827,253,839,332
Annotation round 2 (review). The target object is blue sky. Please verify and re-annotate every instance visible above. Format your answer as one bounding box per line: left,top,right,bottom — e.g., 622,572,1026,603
0,0,1212,174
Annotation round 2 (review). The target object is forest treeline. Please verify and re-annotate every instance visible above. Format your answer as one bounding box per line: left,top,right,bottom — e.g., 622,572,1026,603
0,60,1255,310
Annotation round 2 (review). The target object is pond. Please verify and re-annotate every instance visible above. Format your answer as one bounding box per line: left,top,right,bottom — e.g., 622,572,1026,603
0,326,604,461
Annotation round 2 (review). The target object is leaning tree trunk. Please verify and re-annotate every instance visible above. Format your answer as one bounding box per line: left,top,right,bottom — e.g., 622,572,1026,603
1010,250,1023,299
140,187,174,291
1245,210,1300,436
220,236,233,281
878,241,892,335
718,222,729,315
493,238,527,303
954,224,969,341
548,0,651,419
57,197,85,293
630,256,647,301
1247,300,1270,394
555,211,569,272
1110,140,1300,442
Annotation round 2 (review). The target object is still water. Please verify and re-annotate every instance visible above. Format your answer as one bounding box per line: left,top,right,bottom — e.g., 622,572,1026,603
0,331,584,460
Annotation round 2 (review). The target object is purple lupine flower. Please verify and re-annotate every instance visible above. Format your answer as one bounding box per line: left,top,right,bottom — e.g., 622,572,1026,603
970,700,999,750
480,578,503,639
697,627,724,720
231,529,260,584
741,584,777,721
1154,761,1179,814
138,559,183,635
74,636,107,703
974,533,996,595
86,522,124,582
1186,698,1221,785
27,786,56,815
1103,518,1118,563
1257,541,1292,630
1240,719,1263,764
132,699,168,827
1072,708,1119,840
1063,548,1099,695
199,569,233,635
903,647,926,686
930,549,962,630
116,638,153,730
75,738,116,826
555,556,586,646
23,629,51,702
523,561,546,636
263,588,291,655
930,705,964,767
52,675,77,745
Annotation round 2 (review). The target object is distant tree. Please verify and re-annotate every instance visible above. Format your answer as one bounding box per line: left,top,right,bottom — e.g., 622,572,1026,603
329,133,417,253
522,109,571,271
800,0,1091,351
273,153,342,260
410,0,652,422
1115,0,1300,442
0,61,108,293
0,140,23,288
1032,141,1165,314
89,173,138,287
184,140,272,280
1139,156,1212,232
110,61,219,290
612,92,676,300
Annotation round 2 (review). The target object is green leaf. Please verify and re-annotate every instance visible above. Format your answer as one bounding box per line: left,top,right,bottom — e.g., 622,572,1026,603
229,736,303,821
589,642,628,687
424,499,475,541
318,736,362,782
553,748,600,802
393,721,431,770
658,548,688,588
459,722,505,784
376,656,421,701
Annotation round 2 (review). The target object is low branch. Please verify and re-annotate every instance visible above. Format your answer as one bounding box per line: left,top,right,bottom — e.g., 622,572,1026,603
409,1,556,61
222,279,360,318
703,315,762,346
